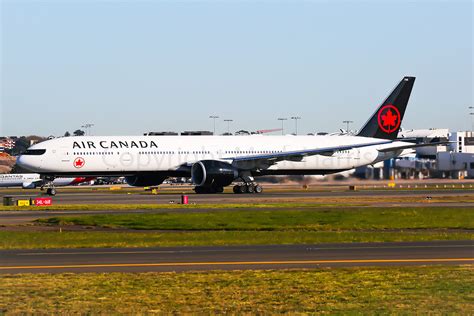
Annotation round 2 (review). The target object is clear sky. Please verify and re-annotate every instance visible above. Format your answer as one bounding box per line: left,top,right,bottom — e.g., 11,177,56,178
1,0,472,136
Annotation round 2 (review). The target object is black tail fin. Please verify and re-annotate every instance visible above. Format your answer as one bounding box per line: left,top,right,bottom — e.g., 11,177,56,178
357,76,415,140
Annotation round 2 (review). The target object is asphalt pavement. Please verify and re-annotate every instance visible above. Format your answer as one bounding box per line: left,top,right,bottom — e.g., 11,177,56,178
0,241,472,274
1,188,474,205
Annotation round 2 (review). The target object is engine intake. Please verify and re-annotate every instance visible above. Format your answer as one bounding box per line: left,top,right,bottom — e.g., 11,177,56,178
22,182,37,189
191,160,237,187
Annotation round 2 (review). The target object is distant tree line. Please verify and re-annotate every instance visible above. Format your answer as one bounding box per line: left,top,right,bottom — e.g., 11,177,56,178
4,129,86,156
7,136,47,156
63,130,85,137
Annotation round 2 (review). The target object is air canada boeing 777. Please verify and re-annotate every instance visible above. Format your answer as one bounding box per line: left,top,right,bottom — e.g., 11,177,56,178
17,77,443,195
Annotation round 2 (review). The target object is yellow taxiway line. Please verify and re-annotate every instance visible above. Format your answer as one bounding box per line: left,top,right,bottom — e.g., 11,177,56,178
1,258,473,270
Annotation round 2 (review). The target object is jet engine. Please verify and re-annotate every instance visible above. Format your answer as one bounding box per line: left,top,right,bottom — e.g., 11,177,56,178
22,182,37,189
191,160,238,187
125,174,167,187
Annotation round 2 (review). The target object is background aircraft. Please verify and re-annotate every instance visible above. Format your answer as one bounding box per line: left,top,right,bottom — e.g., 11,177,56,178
0,173,92,192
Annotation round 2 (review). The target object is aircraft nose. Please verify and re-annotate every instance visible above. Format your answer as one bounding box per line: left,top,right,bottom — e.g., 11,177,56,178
16,155,42,172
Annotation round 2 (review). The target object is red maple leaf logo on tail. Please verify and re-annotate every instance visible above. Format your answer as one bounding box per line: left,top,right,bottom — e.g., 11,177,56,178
382,110,397,128
377,105,401,133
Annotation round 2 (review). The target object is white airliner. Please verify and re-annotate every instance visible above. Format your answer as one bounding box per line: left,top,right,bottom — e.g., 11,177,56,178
0,173,92,190
17,77,444,195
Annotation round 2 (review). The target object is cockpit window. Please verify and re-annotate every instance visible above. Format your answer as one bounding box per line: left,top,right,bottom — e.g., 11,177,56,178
22,149,46,155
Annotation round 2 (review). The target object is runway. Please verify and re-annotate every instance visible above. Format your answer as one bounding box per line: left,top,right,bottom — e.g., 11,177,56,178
0,241,472,274
1,187,474,205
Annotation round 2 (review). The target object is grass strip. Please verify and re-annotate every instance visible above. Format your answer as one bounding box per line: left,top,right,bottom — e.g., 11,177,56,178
1,194,474,211
1,266,472,314
0,203,352,211
0,230,472,249
38,207,474,231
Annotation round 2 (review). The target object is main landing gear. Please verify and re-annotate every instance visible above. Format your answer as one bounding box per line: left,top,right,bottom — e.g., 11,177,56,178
194,183,263,194
232,183,263,194
193,175,263,194
232,175,263,194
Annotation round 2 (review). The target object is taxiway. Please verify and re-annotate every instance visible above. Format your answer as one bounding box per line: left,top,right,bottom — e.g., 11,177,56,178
0,241,472,274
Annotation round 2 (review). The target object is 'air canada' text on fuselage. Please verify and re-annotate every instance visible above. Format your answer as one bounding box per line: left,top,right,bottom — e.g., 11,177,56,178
73,140,158,149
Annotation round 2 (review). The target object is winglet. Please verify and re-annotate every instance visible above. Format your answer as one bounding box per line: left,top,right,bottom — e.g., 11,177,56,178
357,76,415,140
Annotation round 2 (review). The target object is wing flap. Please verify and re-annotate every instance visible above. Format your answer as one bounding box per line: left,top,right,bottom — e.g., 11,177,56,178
223,140,391,169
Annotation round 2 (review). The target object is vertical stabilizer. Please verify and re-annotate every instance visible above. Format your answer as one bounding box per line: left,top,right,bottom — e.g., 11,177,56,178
357,76,415,140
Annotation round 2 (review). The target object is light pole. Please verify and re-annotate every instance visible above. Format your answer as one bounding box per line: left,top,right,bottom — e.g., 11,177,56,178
342,120,353,133
209,116,219,135
81,123,94,136
291,116,301,135
278,118,287,135
469,106,474,132
224,119,233,135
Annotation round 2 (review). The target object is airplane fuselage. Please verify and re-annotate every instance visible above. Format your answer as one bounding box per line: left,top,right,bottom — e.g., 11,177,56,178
17,135,405,177
16,76,418,193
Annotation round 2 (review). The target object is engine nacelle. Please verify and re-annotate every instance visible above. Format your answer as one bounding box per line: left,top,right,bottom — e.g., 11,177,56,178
125,174,167,187
191,160,238,187
22,182,37,189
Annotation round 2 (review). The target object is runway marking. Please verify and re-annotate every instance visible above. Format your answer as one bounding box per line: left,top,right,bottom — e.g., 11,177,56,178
18,249,247,256
1,258,473,270
16,244,474,256
305,244,474,251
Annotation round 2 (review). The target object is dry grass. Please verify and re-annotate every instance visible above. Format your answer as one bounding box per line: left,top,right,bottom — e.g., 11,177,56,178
1,266,472,314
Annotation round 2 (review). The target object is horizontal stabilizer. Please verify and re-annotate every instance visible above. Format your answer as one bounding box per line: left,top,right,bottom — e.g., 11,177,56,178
377,141,453,153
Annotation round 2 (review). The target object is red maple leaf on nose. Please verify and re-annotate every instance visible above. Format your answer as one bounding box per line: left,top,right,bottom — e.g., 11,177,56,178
381,109,398,128
74,158,84,168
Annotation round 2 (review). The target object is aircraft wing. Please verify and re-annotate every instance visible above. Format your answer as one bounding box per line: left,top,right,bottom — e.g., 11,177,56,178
377,141,453,153
223,140,392,169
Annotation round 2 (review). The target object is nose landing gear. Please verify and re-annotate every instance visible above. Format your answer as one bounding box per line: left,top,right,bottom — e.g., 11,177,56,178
46,187,57,196
41,176,57,196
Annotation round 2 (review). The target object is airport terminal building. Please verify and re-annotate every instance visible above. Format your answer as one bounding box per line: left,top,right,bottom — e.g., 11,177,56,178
357,129,474,180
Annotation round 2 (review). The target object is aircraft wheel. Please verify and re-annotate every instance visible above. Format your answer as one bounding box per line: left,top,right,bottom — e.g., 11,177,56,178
195,186,223,194
46,188,56,196
254,185,263,193
233,185,241,194
194,186,206,194
209,184,224,193
246,184,255,193
238,185,247,194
